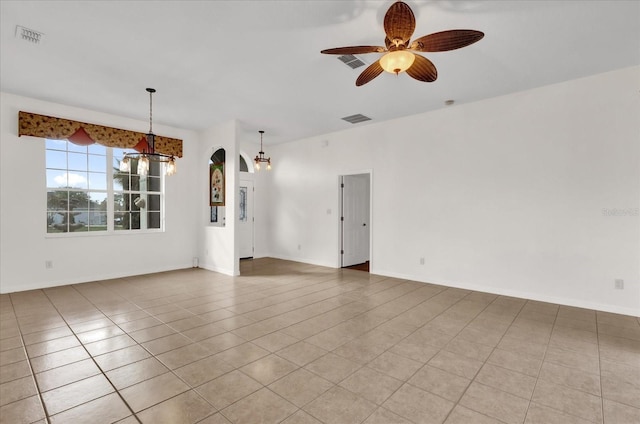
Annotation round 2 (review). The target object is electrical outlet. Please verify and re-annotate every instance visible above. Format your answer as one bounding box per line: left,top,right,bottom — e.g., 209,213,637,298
419,257,425,265
45,260,53,269
614,279,624,290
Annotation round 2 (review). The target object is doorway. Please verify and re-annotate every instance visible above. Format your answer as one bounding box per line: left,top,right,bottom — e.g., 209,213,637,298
239,179,254,259
340,173,371,270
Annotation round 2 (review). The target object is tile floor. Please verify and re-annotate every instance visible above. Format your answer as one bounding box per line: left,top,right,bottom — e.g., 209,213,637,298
1,258,639,424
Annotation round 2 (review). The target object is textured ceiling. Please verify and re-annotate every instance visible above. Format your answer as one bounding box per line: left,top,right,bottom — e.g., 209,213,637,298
1,1,639,145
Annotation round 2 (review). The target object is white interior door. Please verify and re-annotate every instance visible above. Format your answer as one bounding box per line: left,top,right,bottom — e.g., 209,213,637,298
342,174,370,267
239,179,254,258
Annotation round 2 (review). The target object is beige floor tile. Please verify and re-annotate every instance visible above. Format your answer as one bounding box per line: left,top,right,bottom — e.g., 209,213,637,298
475,363,537,399
41,374,114,415
428,349,484,380
94,345,151,371
84,334,137,356
408,365,471,402
459,382,529,424
196,370,262,410
539,361,601,396
603,399,640,424
367,350,422,381
119,316,163,333
181,323,226,342
48,393,132,424
269,368,334,407
600,359,640,408
29,346,90,373
213,342,270,368
0,360,31,384
0,375,38,406
239,354,298,385
128,324,177,344
252,330,299,352
304,385,377,424
389,339,440,364
281,410,323,424
120,372,190,412
486,348,542,377
20,326,73,346
24,335,79,357
0,395,46,424
137,390,216,424
444,337,494,362
199,332,246,354
142,333,192,355
75,325,125,344
383,383,454,424
304,352,361,383
545,345,600,374
532,379,603,423
444,405,504,424
35,358,101,392
221,387,297,424
525,402,593,424
363,407,413,424
0,346,27,367
174,355,234,387
156,342,212,370
106,357,169,390
277,341,328,366
339,366,403,405
196,412,232,424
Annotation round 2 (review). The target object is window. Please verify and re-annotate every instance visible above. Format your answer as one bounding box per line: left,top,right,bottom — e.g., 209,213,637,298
45,140,164,234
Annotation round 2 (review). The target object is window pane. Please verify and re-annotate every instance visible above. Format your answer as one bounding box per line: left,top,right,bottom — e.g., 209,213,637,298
47,170,68,188
47,190,68,210
113,172,128,191
132,195,143,211
130,212,141,229
88,172,107,190
114,193,127,212
88,192,107,211
88,154,106,172
148,212,161,229
88,212,107,230
114,212,128,230
147,176,161,192
88,144,106,155
46,149,67,169
130,175,140,191
47,212,66,233
148,194,160,211
67,143,87,153
150,161,161,176
66,172,89,189
46,139,67,150
68,152,88,171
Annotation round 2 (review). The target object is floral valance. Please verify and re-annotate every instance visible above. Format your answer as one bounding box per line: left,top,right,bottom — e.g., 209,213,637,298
18,111,183,158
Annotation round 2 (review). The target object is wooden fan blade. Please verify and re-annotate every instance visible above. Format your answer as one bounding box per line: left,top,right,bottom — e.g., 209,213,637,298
383,1,415,44
356,61,384,86
410,30,484,52
406,54,437,82
321,46,386,55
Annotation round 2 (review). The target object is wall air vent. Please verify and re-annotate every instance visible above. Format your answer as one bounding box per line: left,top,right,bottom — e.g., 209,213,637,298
341,114,371,124
337,54,365,69
15,25,44,44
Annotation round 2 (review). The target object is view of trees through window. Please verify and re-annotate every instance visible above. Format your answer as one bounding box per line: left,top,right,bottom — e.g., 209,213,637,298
45,139,163,233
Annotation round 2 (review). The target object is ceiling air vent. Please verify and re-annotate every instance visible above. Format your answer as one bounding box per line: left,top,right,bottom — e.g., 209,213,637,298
15,25,44,44
341,114,371,124
337,54,365,69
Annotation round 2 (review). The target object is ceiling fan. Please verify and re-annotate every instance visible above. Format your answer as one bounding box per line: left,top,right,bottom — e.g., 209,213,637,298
321,1,484,86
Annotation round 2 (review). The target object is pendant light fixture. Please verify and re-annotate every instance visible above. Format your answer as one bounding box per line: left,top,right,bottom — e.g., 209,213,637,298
119,88,177,176
254,130,271,171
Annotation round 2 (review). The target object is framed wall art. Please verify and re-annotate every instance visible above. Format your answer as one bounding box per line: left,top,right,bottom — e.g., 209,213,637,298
210,162,225,206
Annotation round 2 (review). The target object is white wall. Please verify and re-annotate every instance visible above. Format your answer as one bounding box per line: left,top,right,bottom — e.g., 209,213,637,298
0,93,200,293
264,67,640,316
198,120,239,276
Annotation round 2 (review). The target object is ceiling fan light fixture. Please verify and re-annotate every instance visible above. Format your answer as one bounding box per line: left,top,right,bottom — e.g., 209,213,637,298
254,130,271,172
380,50,415,75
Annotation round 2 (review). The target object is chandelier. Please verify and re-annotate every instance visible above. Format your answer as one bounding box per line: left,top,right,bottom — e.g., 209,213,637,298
119,88,177,176
254,130,271,171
